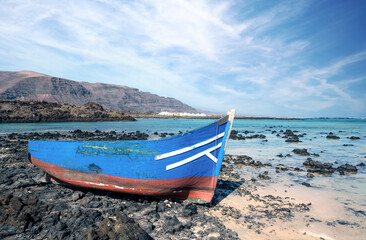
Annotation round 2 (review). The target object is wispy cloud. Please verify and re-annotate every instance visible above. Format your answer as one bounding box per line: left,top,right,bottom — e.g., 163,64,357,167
270,51,366,113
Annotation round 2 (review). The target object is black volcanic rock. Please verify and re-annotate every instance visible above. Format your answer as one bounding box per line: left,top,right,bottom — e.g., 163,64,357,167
303,158,358,176
0,100,135,123
293,148,310,156
0,131,240,240
303,158,336,176
326,132,340,139
82,213,152,240
349,136,360,140
0,71,199,113
337,164,357,175
282,129,302,142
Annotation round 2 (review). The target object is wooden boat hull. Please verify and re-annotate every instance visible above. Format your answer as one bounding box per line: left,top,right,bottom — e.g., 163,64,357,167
28,110,235,203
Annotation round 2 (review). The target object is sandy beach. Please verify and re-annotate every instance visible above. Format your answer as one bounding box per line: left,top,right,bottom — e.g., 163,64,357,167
210,163,366,240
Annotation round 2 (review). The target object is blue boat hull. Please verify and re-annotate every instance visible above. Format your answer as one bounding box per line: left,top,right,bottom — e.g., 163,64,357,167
28,110,235,203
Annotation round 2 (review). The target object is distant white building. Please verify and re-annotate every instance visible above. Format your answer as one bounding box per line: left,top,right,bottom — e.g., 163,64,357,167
178,112,207,117
158,112,207,117
158,112,173,116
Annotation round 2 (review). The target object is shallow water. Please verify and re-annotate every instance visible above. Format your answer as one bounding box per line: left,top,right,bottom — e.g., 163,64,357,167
229,119,365,239
0,118,365,239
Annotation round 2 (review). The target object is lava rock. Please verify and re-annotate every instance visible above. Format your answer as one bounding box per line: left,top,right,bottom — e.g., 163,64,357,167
337,164,357,175
326,133,340,139
306,172,314,178
258,171,271,180
82,212,152,240
303,158,336,176
349,136,360,140
162,216,183,234
293,148,310,156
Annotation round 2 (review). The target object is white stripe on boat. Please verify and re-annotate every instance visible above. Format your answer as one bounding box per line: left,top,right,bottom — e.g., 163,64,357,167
205,152,217,163
155,132,225,160
166,142,222,170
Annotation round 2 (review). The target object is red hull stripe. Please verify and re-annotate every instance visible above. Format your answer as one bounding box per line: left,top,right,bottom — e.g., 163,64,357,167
29,155,218,203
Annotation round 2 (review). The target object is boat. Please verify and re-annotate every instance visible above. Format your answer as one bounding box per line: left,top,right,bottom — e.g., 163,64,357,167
28,109,235,203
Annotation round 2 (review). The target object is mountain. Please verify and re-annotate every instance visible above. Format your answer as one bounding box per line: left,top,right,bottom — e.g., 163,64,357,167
0,71,199,113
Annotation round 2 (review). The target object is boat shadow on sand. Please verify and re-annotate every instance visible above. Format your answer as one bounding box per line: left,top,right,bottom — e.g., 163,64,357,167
34,178,243,207
211,179,244,207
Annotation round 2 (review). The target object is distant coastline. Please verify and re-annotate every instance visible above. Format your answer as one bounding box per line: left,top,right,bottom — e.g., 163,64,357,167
130,113,301,120
0,99,302,123
3,99,362,123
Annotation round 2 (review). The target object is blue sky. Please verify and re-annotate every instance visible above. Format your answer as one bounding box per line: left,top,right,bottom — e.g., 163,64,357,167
0,0,365,117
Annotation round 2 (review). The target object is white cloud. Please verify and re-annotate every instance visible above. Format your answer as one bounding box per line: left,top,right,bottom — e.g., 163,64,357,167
271,51,366,112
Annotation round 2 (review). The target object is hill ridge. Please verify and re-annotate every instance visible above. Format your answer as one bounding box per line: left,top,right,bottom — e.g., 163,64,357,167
0,71,198,113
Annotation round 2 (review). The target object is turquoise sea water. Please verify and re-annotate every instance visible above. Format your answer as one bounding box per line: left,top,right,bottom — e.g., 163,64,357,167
1,118,365,236
1,118,365,135
1,118,365,190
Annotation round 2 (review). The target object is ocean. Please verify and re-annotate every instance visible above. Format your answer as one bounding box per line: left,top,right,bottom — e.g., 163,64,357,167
0,118,365,239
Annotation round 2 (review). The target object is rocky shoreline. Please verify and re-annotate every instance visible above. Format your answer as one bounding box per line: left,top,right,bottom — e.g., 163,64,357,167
0,99,304,123
0,131,240,240
0,100,135,123
1,127,365,239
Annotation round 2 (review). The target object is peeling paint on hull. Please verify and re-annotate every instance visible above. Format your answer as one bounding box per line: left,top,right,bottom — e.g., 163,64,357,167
30,155,217,203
